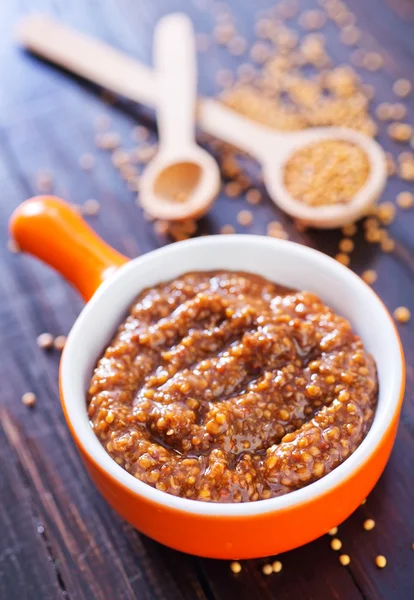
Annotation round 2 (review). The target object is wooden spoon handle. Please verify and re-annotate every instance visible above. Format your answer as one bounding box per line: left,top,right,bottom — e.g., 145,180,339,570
16,15,157,108
16,15,274,160
154,14,196,154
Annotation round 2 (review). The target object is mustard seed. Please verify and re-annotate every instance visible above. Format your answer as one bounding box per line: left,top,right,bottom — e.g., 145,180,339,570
377,202,396,225
362,52,383,71
388,123,412,142
361,270,377,285
35,171,53,193
220,224,236,235
342,223,357,236
335,253,350,266
375,555,387,569
54,335,67,351
262,563,273,575
390,103,407,120
228,36,247,56
237,210,253,226
397,191,414,209
272,560,283,573
363,518,375,531
381,238,395,252
376,103,392,121
230,561,242,574
340,26,360,46
331,538,342,551
393,306,411,323
393,79,411,98
7,239,20,253
36,333,54,350
83,199,100,216
79,153,95,170
328,527,338,536
225,181,242,198
339,238,354,253
95,132,121,150
154,220,169,236
22,392,36,407
246,189,262,205
339,554,351,566
131,126,149,142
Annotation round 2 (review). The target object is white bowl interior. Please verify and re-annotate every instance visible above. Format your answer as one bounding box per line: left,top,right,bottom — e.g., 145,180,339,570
61,235,403,516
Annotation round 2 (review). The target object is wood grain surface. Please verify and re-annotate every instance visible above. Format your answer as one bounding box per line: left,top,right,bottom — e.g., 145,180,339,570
0,1,413,599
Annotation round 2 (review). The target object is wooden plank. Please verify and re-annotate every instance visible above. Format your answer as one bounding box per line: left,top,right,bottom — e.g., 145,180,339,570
0,418,65,600
0,0,413,598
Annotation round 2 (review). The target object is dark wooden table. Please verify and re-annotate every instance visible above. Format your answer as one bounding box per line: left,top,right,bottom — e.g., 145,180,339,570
1,1,413,598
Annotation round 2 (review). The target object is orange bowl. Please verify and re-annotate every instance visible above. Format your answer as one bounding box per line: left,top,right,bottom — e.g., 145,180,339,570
10,196,405,559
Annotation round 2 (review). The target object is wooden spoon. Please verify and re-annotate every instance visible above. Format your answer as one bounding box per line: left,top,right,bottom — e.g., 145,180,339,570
139,14,221,221
17,15,387,228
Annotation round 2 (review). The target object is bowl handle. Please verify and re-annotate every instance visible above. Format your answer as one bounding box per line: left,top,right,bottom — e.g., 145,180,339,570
9,196,128,301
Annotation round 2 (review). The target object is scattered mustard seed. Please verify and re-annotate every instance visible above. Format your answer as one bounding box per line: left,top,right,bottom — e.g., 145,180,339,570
246,189,262,205
79,153,95,170
36,333,54,350
95,132,121,150
363,518,375,531
399,161,414,180
397,191,414,209
237,210,253,226
342,223,357,237
250,42,271,64
393,306,411,324
154,220,169,236
361,270,377,285
7,239,20,253
339,238,354,253
83,199,100,216
262,564,273,576
331,538,342,551
393,79,411,98
381,237,395,252
335,253,350,266
22,392,36,407
54,335,67,351
388,122,412,143
35,171,53,193
362,52,383,71
390,103,407,120
131,126,149,142
376,103,392,121
328,527,338,536
230,561,242,574
228,36,247,56
375,555,387,569
361,499,367,505
377,202,396,225
225,181,242,198
340,26,360,46
339,554,351,566
220,224,236,235
272,560,283,573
